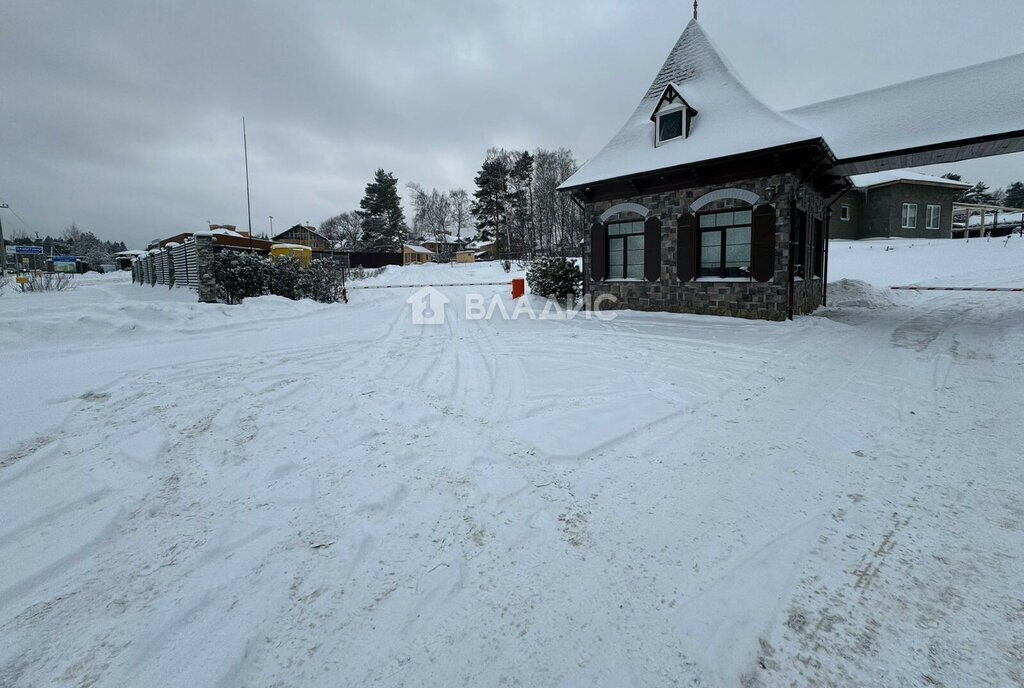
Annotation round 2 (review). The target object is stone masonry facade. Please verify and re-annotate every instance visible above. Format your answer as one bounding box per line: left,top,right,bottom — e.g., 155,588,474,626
583,173,826,321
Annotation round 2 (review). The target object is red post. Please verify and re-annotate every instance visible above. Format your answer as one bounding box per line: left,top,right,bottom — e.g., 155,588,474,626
511,278,525,299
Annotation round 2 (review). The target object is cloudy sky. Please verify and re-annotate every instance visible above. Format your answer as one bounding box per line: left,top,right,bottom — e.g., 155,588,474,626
2,0,1023,247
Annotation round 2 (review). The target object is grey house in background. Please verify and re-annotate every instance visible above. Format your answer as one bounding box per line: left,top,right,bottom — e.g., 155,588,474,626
829,170,971,240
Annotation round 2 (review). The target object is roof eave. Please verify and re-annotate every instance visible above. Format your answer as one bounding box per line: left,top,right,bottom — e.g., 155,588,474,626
558,137,830,195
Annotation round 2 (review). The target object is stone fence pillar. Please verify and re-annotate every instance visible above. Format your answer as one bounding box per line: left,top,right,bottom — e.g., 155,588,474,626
194,234,218,303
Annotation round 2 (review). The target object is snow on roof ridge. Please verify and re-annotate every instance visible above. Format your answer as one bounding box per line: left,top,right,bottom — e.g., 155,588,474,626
559,19,818,190
850,169,973,189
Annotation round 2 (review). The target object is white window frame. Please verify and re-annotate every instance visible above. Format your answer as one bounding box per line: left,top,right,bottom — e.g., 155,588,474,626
926,204,941,230
655,104,685,147
840,204,850,221
901,203,918,230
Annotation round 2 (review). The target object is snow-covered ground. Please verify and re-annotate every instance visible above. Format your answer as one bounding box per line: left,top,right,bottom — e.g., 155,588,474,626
1,240,1022,687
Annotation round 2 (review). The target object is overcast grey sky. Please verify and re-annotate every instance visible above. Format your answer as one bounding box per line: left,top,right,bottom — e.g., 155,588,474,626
2,0,1023,247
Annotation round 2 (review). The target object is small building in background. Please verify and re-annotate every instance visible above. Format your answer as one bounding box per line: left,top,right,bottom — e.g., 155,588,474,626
455,250,476,264
421,234,464,256
465,239,498,261
829,170,971,240
272,225,332,251
402,244,434,265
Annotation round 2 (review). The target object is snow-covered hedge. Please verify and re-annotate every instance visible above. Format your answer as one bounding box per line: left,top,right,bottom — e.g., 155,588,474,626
212,251,347,304
526,256,582,303
300,259,347,304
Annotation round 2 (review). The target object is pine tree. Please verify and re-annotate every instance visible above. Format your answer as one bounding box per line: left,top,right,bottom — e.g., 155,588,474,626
357,169,405,251
1004,181,1024,209
509,151,535,256
471,153,511,247
963,181,995,205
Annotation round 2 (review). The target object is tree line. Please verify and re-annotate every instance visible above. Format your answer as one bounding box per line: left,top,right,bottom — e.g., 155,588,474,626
5,223,128,266
942,173,1024,208
317,147,584,258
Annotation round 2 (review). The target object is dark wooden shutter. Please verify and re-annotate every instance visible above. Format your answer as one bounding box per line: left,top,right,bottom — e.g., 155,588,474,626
643,217,661,281
676,212,696,281
590,222,607,282
750,204,776,282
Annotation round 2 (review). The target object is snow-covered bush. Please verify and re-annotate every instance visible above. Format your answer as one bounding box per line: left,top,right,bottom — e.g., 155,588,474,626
213,251,270,304
16,272,74,293
269,256,304,300
300,259,346,303
213,252,350,304
346,266,387,282
527,256,582,303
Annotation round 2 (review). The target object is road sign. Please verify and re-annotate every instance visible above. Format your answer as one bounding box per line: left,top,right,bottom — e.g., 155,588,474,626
336,254,350,269
52,255,77,273
14,246,43,255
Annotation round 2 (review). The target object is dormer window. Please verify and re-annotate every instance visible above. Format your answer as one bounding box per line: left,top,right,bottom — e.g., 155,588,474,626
659,110,684,142
651,83,697,146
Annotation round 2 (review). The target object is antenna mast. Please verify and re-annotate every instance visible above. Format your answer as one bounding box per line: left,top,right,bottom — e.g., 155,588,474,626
243,117,253,250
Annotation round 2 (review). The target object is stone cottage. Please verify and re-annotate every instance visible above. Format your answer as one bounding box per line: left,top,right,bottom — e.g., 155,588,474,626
558,15,1024,320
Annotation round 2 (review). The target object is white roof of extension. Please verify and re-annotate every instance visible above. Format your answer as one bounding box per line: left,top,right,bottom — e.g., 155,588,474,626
558,19,818,190
403,243,434,254
783,52,1024,161
849,169,973,190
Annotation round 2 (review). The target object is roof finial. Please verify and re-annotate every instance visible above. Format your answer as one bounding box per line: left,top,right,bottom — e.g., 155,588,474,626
693,0,698,20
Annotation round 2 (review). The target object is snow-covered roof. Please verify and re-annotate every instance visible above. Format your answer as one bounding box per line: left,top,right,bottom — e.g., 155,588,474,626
273,225,327,241
558,19,818,190
403,244,433,254
968,211,1024,227
272,243,312,251
423,233,464,244
849,170,973,190
783,52,1024,163
211,228,244,238
466,240,495,250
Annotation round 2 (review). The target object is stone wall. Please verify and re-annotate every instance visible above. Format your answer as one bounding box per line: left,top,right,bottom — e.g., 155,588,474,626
583,173,827,321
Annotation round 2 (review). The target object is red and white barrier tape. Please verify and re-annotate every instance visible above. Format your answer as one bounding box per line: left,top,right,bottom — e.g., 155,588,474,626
891,286,1024,292
349,281,513,290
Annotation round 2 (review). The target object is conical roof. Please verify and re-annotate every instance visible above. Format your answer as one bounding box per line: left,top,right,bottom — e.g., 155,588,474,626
559,19,819,190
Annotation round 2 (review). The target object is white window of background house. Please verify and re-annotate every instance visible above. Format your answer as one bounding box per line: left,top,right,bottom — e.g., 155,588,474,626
902,203,918,229
840,204,850,221
926,204,941,230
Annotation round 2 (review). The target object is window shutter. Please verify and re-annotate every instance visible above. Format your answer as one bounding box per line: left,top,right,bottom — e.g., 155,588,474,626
590,222,607,281
750,204,776,282
643,217,661,281
676,212,696,281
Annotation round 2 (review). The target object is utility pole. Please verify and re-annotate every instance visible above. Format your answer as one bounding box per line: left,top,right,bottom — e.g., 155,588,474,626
269,215,274,237
0,203,9,273
243,117,253,251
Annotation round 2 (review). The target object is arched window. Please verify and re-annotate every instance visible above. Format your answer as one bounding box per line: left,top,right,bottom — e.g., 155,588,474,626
697,207,754,278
